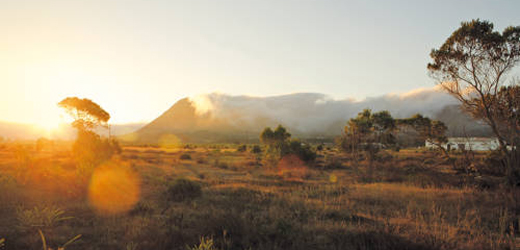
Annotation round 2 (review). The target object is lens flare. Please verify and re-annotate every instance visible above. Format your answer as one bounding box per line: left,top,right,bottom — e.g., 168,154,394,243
329,174,338,183
277,154,308,181
158,134,182,148
88,161,140,215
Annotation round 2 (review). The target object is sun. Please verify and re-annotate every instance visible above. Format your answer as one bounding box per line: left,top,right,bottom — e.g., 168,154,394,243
33,106,68,136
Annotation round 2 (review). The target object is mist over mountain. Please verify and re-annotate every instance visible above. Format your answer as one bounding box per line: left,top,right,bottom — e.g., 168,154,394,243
0,87,491,143
131,87,491,144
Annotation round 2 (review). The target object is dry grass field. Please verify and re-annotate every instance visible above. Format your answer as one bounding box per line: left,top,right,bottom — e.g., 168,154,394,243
0,142,518,250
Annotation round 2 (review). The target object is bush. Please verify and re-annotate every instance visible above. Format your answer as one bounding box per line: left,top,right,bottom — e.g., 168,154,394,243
129,201,155,216
236,144,247,152
479,150,507,176
165,178,202,202
287,140,316,163
180,153,192,160
214,159,229,170
251,145,262,154
322,155,343,169
16,205,72,231
73,130,121,177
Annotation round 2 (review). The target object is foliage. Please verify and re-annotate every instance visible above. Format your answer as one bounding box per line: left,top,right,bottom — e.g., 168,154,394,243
126,242,139,250
16,206,73,231
250,145,262,154
397,114,448,148
489,86,520,157
260,125,291,146
180,153,192,160
260,125,316,163
73,130,121,178
1,144,519,249
38,229,81,250
236,144,247,152
165,178,202,202
186,237,219,250
428,19,520,185
341,109,396,156
59,97,121,179
287,139,316,163
58,97,110,130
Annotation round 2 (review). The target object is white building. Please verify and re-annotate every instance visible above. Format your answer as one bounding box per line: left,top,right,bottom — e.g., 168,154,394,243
425,137,500,151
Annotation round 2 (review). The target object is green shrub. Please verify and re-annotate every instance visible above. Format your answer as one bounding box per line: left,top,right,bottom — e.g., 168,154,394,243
165,178,202,202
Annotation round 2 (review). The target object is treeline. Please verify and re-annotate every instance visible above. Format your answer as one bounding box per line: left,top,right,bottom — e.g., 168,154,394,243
256,110,447,168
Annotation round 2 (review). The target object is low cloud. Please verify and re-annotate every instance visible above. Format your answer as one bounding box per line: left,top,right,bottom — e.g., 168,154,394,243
188,87,458,134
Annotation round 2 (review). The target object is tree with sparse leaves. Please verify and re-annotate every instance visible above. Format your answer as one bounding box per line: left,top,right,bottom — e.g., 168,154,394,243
428,19,520,185
397,114,452,167
58,97,120,179
398,114,448,151
260,125,315,165
341,109,396,154
58,97,110,131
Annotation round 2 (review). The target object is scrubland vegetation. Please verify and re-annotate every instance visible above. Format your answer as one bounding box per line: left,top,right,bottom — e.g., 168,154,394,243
0,19,519,250
0,139,519,250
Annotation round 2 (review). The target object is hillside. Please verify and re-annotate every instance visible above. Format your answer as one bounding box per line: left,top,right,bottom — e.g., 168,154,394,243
129,90,492,144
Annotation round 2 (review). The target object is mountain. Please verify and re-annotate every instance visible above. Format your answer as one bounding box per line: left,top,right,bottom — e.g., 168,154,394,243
434,105,492,137
129,88,492,144
0,121,45,140
127,98,263,143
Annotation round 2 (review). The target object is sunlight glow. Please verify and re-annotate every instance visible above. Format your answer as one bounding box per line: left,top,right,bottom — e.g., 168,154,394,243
32,105,69,138
158,134,182,149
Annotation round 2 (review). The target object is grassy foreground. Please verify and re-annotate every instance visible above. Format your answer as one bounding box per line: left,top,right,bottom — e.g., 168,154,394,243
0,143,518,250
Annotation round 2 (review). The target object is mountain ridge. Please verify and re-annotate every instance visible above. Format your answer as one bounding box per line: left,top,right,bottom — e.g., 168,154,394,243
129,90,492,144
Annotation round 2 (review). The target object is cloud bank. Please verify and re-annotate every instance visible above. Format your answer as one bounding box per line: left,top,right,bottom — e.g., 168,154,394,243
188,86,459,135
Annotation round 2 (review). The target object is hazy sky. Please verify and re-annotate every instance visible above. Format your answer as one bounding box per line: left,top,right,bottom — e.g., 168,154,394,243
1,0,519,127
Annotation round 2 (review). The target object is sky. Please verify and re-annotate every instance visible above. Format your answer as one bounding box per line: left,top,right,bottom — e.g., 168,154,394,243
1,0,519,128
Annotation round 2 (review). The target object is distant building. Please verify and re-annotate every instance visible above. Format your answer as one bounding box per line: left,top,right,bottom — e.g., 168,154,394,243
425,137,499,151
